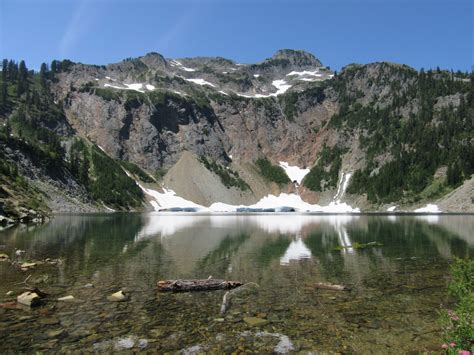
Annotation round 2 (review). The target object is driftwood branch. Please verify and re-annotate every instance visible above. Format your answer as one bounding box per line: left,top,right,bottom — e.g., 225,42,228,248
157,279,243,292
220,282,259,316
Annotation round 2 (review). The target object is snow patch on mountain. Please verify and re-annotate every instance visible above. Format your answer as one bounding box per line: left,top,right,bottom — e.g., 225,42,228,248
104,82,155,93
169,60,196,72
236,80,292,98
278,162,310,184
185,78,216,87
414,204,440,213
333,172,352,203
286,70,321,77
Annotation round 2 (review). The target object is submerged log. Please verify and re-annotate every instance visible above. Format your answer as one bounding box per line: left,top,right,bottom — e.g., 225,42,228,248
315,282,351,291
157,279,243,292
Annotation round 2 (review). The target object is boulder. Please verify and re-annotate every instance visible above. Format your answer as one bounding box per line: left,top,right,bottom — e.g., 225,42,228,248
17,291,41,307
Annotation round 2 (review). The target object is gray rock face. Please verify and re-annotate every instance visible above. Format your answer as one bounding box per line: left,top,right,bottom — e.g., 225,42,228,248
3,49,466,213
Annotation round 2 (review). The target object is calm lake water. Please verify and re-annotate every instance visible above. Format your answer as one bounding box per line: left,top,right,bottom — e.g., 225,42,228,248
0,214,473,353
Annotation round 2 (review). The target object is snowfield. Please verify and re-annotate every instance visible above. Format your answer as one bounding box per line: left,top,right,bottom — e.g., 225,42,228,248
169,60,196,72
236,79,292,98
278,162,310,184
104,82,155,93
414,204,441,213
185,78,216,87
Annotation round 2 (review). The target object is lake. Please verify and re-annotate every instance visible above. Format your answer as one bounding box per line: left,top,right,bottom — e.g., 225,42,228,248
0,214,472,352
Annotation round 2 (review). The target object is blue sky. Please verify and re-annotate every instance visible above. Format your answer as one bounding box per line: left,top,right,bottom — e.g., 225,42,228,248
0,0,472,71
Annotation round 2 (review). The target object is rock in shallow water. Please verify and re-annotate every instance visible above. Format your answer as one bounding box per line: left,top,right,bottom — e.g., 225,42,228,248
107,290,129,302
17,291,41,307
57,295,75,302
243,317,268,327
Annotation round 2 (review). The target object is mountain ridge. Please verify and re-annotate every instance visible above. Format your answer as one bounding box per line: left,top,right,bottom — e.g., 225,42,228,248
0,50,472,223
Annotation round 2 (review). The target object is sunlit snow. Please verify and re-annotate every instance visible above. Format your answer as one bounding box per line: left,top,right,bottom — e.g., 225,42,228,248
279,162,310,184
414,204,440,213
185,78,216,87
286,70,321,77
333,172,352,203
104,82,155,93
236,80,292,98
170,60,196,72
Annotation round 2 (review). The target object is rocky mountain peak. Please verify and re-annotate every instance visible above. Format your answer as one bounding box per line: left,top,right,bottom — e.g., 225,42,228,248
139,52,167,69
270,49,322,67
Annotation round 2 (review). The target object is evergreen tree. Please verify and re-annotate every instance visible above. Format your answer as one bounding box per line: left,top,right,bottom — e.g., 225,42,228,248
39,63,48,88
16,60,29,96
447,161,462,187
51,60,57,74
1,59,7,81
0,81,7,113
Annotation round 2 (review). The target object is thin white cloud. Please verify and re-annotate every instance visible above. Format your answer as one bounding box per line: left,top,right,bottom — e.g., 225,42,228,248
154,10,195,53
58,0,96,59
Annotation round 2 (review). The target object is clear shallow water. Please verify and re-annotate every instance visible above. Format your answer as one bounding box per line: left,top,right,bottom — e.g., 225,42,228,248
0,214,472,353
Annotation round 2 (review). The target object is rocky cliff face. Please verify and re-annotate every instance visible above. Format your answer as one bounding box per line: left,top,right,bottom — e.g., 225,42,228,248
0,50,472,218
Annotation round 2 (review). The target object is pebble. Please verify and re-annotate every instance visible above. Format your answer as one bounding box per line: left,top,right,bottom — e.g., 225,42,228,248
47,329,68,339
6,290,13,296
39,318,61,326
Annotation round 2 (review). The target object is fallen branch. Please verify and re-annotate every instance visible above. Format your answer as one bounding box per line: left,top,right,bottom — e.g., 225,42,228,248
315,282,351,291
23,287,48,298
157,279,243,292
220,282,259,316
15,274,32,286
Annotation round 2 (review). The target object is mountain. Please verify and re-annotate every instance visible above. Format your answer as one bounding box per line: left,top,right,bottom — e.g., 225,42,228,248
0,51,472,223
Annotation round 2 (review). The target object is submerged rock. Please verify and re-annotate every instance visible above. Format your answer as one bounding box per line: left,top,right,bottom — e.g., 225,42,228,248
107,290,129,302
243,317,268,327
0,253,10,261
20,262,37,270
47,329,68,339
57,295,75,302
17,292,41,307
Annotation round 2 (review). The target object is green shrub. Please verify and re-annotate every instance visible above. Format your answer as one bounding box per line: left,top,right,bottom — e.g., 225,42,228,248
90,146,144,208
118,160,154,183
200,156,250,191
439,258,474,352
255,158,290,184
303,146,344,191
